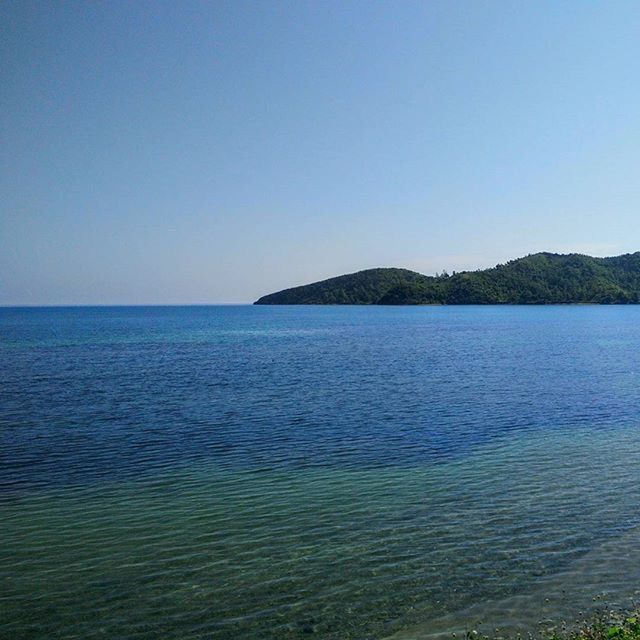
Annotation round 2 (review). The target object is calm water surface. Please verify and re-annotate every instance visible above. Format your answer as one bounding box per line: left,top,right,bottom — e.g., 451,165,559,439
2,305,640,639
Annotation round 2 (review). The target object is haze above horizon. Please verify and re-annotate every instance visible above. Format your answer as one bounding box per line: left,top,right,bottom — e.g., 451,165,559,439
2,1,640,305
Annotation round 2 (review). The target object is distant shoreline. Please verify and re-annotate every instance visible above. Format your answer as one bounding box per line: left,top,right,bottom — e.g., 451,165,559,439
255,251,640,305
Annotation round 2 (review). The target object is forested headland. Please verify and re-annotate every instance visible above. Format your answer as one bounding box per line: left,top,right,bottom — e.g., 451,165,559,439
254,252,640,305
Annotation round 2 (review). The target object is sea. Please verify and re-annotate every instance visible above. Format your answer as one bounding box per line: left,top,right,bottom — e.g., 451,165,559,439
2,305,640,639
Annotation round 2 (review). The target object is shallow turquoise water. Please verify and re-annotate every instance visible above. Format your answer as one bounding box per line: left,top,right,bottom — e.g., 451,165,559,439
2,306,640,638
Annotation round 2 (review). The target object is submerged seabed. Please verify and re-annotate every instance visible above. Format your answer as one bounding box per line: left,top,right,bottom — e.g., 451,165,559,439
2,306,640,639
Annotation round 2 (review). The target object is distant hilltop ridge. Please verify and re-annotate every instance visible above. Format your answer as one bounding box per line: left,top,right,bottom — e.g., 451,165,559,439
254,252,640,305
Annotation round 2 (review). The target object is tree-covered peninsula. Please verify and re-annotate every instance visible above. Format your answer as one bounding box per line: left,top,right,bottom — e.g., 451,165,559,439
254,252,640,305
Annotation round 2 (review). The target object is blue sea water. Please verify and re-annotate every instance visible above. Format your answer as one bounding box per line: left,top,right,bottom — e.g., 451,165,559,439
2,305,640,639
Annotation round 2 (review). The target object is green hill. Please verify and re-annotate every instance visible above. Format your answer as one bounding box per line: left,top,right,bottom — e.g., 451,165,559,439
254,252,640,305
254,268,428,305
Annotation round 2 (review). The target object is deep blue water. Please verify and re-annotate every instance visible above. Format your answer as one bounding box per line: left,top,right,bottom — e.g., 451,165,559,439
2,305,640,639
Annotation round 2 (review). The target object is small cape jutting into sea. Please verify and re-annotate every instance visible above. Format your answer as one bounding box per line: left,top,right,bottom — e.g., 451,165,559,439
254,251,640,305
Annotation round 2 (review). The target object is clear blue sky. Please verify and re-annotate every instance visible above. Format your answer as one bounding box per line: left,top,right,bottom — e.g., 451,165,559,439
2,1,639,304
